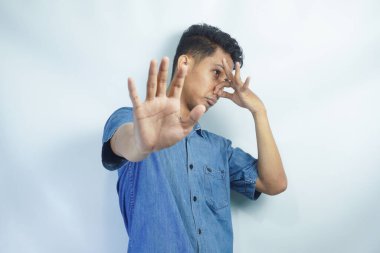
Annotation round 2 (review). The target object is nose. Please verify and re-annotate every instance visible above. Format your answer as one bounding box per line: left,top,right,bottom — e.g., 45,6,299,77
224,78,232,86
213,79,230,95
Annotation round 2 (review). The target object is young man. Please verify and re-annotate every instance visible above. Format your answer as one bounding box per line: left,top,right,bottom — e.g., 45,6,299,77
101,24,287,253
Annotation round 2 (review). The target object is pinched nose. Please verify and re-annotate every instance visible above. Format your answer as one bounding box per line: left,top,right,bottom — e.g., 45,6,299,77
213,85,224,97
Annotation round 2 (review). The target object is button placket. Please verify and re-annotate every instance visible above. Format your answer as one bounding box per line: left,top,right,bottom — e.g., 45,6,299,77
186,135,203,241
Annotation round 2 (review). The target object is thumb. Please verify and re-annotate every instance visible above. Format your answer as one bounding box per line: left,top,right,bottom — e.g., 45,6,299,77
183,104,206,127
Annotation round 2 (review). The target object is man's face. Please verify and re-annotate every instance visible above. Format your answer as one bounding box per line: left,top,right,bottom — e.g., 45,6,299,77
180,47,234,114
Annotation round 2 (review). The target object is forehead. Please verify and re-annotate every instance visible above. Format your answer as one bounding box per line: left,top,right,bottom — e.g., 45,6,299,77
198,47,234,69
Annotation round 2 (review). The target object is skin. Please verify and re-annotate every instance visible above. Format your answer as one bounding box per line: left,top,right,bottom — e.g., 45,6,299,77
111,47,287,195
177,48,234,117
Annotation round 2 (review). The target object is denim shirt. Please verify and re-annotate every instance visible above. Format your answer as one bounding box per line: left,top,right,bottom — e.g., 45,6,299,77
101,107,261,253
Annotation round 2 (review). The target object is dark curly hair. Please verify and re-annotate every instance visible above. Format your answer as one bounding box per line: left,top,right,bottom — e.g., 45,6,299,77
171,23,243,79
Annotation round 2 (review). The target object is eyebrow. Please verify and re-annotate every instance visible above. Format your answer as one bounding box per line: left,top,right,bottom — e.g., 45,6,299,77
214,64,224,69
214,63,234,70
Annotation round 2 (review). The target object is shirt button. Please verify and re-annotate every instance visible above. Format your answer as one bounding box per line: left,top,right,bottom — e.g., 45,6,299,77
193,196,197,201
198,228,202,234
189,164,193,169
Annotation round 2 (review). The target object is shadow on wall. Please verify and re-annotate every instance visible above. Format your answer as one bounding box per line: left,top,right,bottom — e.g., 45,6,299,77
42,132,128,252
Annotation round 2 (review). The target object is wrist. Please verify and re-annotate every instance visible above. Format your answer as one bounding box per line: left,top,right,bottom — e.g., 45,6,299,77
251,107,267,119
249,105,267,116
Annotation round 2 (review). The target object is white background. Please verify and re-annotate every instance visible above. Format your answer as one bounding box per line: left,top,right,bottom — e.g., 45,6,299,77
1,0,379,252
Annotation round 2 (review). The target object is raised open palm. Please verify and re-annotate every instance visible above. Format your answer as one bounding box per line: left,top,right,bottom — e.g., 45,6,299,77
128,57,206,154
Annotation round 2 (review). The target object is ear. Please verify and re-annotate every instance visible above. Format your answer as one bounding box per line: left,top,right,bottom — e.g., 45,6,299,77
177,55,192,70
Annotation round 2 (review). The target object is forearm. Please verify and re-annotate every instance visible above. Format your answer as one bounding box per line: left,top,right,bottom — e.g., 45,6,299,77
252,110,287,193
110,123,150,162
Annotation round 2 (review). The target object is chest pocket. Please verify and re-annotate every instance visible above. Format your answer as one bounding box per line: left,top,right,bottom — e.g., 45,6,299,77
203,166,229,211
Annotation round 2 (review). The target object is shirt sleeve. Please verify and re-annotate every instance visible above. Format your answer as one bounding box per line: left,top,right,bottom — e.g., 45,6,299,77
226,140,262,200
101,107,133,171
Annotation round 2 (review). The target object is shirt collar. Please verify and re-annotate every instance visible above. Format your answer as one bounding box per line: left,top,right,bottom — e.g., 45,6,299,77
193,122,206,138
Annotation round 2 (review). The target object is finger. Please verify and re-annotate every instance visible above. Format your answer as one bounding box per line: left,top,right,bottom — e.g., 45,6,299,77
182,104,206,127
169,64,188,98
222,58,234,81
213,81,231,94
217,89,234,100
146,60,158,100
242,76,250,90
128,78,142,107
156,57,169,96
222,58,238,89
218,79,233,89
234,62,243,87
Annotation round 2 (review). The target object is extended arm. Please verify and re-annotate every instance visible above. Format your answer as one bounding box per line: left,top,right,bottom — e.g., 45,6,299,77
111,57,205,162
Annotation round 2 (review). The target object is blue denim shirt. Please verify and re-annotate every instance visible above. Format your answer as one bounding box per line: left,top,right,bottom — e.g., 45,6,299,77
101,107,261,253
